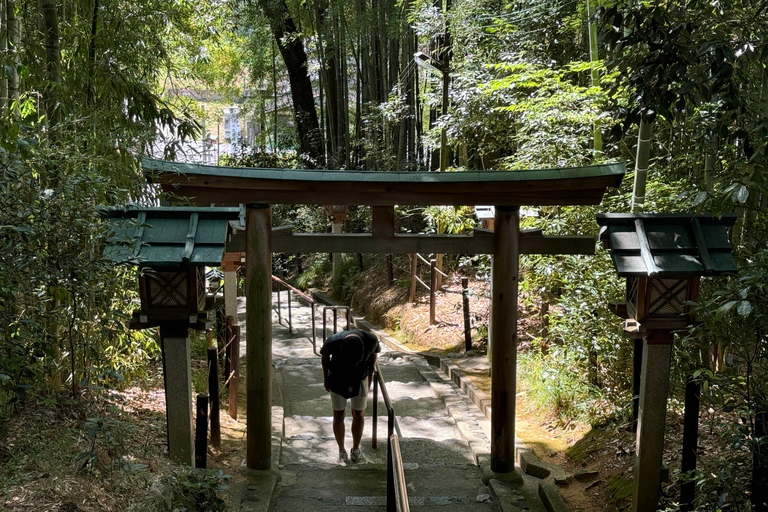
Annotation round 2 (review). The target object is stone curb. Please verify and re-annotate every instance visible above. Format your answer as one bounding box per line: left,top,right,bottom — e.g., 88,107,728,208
229,369,283,511
538,482,569,512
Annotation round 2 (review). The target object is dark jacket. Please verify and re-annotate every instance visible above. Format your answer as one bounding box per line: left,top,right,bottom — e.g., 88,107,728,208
320,330,380,398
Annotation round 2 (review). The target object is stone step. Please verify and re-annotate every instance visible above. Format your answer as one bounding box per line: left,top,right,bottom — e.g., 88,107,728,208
264,299,517,512
273,465,497,512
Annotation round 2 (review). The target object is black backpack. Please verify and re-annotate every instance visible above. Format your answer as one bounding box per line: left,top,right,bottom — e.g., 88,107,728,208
327,335,370,398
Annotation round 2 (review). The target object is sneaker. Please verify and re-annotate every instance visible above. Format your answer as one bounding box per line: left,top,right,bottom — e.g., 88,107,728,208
350,448,366,464
337,451,349,465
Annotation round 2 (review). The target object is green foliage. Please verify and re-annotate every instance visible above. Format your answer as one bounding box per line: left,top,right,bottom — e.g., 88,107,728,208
479,61,611,169
0,0,203,419
335,257,365,302
422,205,476,235
77,394,131,474
608,474,633,502
220,148,302,169
679,248,768,509
151,468,230,512
295,257,332,291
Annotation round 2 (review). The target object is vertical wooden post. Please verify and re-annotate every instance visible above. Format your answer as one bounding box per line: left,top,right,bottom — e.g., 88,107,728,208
753,410,768,512
224,316,234,382
245,203,272,470
207,346,221,448
216,309,225,362
632,331,672,512
462,277,471,352
195,393,209,468
332,217,343,294
680,374,700,511
429,259,437,325
224,268,238,324
409,254,417,303
229,325,240,419
633,338,643,432
490,205,520,473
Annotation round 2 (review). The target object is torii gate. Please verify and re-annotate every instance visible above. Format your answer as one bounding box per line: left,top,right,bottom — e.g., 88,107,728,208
143,157,625,472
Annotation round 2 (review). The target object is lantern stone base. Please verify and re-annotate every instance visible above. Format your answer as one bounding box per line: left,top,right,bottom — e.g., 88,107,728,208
632,334,672,512
160,329,194,466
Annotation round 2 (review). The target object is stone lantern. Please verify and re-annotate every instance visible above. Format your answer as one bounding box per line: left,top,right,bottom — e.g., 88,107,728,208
596,213,737,512
105,206,242,464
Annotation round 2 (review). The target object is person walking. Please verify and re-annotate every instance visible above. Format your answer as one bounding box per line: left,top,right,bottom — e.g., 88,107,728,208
320,329,381,465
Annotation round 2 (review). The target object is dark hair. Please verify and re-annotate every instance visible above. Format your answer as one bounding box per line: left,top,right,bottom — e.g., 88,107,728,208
337,334,364,367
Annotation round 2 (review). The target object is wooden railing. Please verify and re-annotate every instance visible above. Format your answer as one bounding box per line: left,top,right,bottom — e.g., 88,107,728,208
409,253,449,325
372,364,410,512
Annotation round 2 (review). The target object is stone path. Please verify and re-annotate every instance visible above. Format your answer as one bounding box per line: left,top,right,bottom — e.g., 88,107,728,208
233,292,544,512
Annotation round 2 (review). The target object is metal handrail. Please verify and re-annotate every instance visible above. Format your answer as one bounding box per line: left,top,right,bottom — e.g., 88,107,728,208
271,275,317,353
321,305,351,344
372,364,410,512
390,434,409,512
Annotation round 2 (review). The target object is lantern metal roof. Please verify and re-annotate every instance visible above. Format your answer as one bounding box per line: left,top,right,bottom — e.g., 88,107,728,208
596,213,738,277
104,206,243,267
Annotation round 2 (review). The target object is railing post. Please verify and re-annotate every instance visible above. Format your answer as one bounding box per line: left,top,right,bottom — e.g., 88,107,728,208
372,371,379,449
322,308,327,342
387,409,395,511
346,307,351,330
195,393,209,469
207,346,221,448
409,254,417,304
224,316,234,383
311,303,318,355
229,325,240,419
287,288,293,333
429,259,436,325
333,307,338,333
462,277,472,352
276,283,282,326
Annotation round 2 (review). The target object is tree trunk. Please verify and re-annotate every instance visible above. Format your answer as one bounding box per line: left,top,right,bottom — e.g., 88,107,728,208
338,10,350,168
1,0,7,112
40,0,61,131
631,118,653,213
754,408,768,512
7,0,19,116
87,0,99,107
258,0,324,168
586,0,602,157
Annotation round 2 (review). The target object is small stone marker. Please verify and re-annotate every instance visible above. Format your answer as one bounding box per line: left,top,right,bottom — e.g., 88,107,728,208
574,469,599,481
519,451,551,479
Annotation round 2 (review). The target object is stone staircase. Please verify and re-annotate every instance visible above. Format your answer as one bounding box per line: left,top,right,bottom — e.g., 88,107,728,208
265,293,534,512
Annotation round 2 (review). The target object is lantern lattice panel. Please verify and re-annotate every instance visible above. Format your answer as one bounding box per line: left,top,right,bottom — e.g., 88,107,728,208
148,272,189,307
626,277,638,320
648,279,688,316
195,267,206,311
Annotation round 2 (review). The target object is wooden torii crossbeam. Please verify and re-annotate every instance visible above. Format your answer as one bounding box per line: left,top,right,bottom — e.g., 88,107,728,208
143,157,626,472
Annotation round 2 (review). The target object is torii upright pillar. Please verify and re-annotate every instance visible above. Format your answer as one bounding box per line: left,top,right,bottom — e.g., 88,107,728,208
245,203,272,470
490,205,520,472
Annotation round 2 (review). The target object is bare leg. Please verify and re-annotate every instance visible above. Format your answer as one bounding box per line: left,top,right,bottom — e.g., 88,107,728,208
333,409,346,452
351,408,365,451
